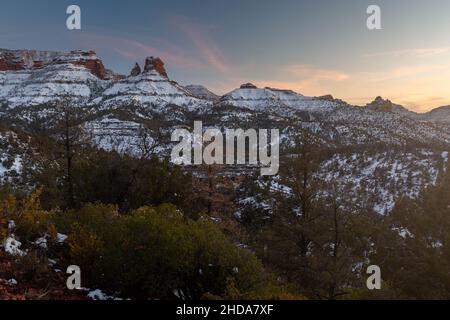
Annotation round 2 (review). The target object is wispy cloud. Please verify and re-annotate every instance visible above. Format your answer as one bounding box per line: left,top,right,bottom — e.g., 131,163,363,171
362,64,448,82
78,15,231,75
288,64,350,82
169,15,229,73
78,33,204,70
250,64,350,95
366,47,450,58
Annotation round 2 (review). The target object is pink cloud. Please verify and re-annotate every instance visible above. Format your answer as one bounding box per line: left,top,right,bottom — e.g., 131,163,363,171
288,64,350,81
249,65,350,96
78,33,204,70
78,20,231,75
169,15,230,73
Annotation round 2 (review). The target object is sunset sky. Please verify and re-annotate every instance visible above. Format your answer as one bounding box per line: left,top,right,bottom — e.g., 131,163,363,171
2,0,450,112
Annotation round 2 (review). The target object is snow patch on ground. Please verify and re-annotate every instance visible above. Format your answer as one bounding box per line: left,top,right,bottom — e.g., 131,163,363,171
3,236,26,256
87,289,121,300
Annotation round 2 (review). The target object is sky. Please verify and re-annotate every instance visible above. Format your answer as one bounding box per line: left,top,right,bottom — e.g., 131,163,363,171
1,0,450,112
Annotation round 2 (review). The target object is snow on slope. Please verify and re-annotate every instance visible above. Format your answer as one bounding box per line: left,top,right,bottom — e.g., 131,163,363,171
237,149,449,217
0,130,27,182
98,70,211,112
1,63,103,108
220,84,340,114
84,116,150,155
319,150,448,214
421,106,450,123
0,71,31,99
184,85,219,101
326,105,450,146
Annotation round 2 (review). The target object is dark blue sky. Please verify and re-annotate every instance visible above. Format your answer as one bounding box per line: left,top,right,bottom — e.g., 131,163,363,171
2,0,450,110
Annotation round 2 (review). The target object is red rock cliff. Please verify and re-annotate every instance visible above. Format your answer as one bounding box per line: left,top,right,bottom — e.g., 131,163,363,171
0,49,106,79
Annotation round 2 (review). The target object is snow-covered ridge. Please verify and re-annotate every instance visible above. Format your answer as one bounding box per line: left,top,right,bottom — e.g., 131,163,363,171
319,150,448,214
421,105,450,123
97,70,211,111
184,85,220,101
220,84,341,113
1,48,450,122
0,49,211,111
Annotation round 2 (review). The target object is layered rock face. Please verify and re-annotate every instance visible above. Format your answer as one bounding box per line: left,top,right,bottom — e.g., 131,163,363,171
61,50,106,79
0,49,60,71
143,57,167,77
0,63,102,108
240,83,258,89
0,51,26,71
0,49,106,79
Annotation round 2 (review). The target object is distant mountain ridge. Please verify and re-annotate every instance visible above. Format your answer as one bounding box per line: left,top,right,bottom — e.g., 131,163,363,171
0,48,449,216
1,48,449,119
1,48,450,151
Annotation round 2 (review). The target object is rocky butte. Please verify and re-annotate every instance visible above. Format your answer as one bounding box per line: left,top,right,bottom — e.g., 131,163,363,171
129,62,141,77
143,56,167,78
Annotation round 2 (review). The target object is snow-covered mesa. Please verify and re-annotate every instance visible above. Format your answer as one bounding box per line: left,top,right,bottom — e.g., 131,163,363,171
220,84,340,113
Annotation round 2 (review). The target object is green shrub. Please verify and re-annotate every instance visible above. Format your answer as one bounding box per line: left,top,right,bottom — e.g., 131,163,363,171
0,188,289,300
59,203,276,299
